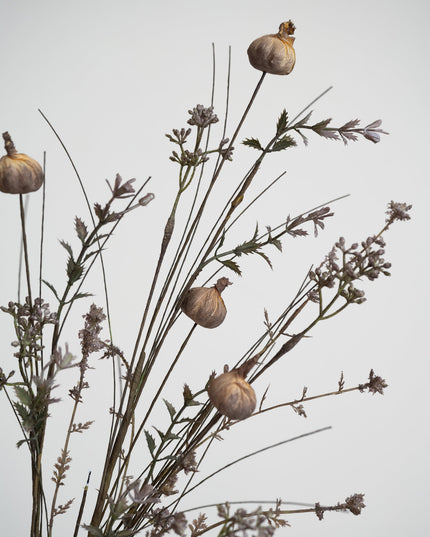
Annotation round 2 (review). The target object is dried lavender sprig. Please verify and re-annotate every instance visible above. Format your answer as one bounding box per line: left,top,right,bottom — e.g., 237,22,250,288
290,114,388,146
48,304,106,537
187,492,364,537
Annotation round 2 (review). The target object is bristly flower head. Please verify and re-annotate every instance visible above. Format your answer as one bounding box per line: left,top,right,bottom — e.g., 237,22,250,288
359,369,388,395
344,493,366,515
315,493,365,520
109,173,136,199
187,105,219,128
78,304,106,358
386,201,412,223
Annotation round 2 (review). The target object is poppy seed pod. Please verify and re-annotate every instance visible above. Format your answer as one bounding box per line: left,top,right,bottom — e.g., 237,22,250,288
247,20,296,75
180,277,231,329
0,132,44,194
208,369,257,420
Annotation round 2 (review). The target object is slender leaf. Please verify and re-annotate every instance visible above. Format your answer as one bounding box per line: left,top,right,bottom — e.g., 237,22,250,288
294,110,313,128
75,217,88,243
66,292,94,304
163,399,176,421
219,259,242,276
256,250,273,269
154,427,166,442
42,279,61,301
59,240,74,259
14,386,31,407
67,259,84,284
270,238,283,252
340,119,360,130
242,138,263,151
295,129,309,146
144,430,156,457
271,135,297,152
276,109,288,135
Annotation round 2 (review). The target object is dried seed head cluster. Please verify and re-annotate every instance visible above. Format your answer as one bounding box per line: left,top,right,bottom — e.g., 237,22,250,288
315,493,366,520
78,304,106,358
187,104,219,128
309,232,394,303
386,200,412,223
0,132,44,194
1,297,56,359
358,369,388,395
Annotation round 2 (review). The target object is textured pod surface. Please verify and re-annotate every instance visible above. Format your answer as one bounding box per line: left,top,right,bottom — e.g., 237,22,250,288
0,132,44,194
208,370,257,420
181,277,231,328
247,20,296,75
180,286,227,328
0,153,44,194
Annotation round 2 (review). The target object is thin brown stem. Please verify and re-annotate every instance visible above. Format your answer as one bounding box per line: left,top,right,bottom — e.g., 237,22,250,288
19,195,33,306
48,358,88,536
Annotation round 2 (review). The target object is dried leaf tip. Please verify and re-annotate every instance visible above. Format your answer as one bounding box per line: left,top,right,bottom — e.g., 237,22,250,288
247,20,296,75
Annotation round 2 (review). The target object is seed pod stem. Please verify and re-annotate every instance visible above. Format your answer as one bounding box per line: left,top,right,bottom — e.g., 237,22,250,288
214,277,231,294
237,354,261,379
2,131,17,156
278,20,296,40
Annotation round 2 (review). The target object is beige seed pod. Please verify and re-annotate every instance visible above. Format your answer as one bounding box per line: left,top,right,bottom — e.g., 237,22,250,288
0,132,44,194
208,369,256,420
247,20,296,76
180,277,231,329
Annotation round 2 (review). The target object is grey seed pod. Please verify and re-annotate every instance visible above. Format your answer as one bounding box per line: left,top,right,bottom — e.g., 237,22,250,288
0,132,43,194
247,20,296,76
208,369,256,420
181,277,231,329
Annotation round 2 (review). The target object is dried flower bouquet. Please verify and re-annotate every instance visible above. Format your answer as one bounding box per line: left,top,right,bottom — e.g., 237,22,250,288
0,20,411,537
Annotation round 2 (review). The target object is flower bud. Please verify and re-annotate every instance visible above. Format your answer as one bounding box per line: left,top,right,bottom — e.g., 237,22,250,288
0,132,43,194
208,369,256,420
181,277,231,329
247,20,296,75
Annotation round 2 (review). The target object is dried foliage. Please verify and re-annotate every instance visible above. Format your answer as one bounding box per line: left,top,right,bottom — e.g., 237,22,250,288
0,19,411,537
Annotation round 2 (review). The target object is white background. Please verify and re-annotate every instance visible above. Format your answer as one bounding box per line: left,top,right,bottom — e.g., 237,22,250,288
0,1,429,536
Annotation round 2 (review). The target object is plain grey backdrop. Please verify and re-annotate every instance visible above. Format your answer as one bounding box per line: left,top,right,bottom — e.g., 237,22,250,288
0,1,428,536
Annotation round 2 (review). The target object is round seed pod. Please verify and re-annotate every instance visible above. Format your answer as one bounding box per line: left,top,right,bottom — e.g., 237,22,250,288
181,277,231,329
208,369,256,420
0,132,44,194
247,20,296,75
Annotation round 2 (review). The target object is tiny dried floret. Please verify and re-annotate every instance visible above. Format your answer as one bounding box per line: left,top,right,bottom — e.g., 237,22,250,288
344,493,366,516
359,369,388,395
386,200,412,223
187,105,219,128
